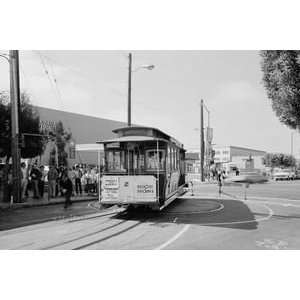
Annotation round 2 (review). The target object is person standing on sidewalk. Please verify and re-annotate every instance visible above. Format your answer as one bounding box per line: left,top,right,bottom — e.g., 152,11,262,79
48,165,58,199
61,171,73,209
20,162,29,201
30,164,41,199
69,166,76,196
5,166,13,202
38,165,46,198
74,165,82,196
217,169,223,195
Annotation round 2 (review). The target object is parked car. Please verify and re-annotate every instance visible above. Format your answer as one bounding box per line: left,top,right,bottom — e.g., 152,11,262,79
273,169,295,181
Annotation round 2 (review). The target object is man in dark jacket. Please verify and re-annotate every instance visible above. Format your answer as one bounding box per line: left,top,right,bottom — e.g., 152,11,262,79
48,165,58,199
60,171,73,208
30,164,42,199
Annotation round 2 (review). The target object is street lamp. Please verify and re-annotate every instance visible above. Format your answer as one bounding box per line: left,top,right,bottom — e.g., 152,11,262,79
127,53,155,126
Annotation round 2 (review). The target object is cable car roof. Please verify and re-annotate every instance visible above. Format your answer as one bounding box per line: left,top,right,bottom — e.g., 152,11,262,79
97,136,168,144
110,126,184,148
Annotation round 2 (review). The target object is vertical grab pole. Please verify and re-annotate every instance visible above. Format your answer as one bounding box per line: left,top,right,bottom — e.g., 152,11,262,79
98,149,101,203
127,148,130,176
157,139,159,203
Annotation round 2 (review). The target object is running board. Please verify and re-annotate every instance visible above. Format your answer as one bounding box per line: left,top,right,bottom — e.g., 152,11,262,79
158,186,186,211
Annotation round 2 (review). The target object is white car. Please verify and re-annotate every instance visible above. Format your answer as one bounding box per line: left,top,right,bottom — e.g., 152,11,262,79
273,170,295,181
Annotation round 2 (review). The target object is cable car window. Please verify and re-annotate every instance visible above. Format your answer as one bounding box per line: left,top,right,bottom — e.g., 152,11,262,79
166,146,171,172
168,146,172,171
106,150,126,172
133,153,138,170
139,154,145,170
172,147,176,170
146,150,165,170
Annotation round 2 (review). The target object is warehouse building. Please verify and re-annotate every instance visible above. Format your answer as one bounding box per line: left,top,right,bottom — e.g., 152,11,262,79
213,145,266,174
35,106,127,166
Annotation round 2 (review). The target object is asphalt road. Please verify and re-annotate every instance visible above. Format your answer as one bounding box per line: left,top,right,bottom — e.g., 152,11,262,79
0,180,300,249
0,201,101,231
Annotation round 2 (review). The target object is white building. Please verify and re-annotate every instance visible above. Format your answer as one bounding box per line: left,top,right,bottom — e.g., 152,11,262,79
213,145,266,174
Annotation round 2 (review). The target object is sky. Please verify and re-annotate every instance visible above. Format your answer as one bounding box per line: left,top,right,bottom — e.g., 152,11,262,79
0,50,299,157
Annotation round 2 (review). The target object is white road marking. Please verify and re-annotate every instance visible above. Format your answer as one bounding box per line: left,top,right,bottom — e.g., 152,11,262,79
154,224,191,250
164,203,225,215
247,196,300,203
196,204,274,226
154,201,273,250
256,238,288,250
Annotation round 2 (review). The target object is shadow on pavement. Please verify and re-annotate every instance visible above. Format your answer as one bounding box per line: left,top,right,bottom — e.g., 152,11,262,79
114,198,258,230
0,201,100,231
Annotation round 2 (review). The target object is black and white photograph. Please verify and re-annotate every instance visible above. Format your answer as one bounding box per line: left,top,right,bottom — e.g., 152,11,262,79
1,50,300,250
1,1,300,300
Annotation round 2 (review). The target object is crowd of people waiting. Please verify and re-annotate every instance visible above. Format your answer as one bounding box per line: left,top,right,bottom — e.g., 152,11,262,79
1,162,101,203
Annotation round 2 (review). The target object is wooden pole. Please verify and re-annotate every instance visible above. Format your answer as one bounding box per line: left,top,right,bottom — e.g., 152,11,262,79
128,53,132,126
200,99,205,182
9,50,21,203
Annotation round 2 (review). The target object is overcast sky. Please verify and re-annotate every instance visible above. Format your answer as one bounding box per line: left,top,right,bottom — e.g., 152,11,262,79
0,50,299,157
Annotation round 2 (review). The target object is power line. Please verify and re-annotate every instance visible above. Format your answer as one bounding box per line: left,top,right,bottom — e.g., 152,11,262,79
46,56,65,110
35,51,64,110
39,52,128,98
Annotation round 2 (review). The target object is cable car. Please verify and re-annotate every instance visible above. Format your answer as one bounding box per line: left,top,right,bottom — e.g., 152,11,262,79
97,126,186,210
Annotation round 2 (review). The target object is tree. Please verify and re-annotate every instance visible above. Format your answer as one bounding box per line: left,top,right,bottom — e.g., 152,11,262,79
260,50,300,129
0,91,46,202
262,153,296,169
51,121,72,167
0,91,46,162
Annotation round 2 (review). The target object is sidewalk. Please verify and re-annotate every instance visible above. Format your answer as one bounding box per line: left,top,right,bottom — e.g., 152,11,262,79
0,193,98,211
188,179,218,185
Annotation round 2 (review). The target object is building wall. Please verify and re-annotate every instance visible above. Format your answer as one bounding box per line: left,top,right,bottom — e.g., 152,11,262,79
230,155,265,170
229,146,265,157
213,145,266,173
214,146,230,163
35,106,127,166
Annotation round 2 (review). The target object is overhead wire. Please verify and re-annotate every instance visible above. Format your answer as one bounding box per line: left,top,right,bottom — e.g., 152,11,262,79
34,51,77,164
35,51,65,111
41,51,128,98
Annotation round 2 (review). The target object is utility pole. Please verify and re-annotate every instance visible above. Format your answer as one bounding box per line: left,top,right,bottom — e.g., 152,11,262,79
9,50,21,203
291,132,294,156
200,99,205,182
127,53,132,127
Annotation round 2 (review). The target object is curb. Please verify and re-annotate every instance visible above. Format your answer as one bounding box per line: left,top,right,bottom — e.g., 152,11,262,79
189,181,217,185
0,196,98,211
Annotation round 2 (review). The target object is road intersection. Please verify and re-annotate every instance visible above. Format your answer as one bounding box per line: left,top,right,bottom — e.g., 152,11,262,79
0,181,299,249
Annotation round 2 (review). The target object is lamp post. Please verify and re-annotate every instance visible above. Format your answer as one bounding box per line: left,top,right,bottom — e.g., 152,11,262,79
127,53,154,126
